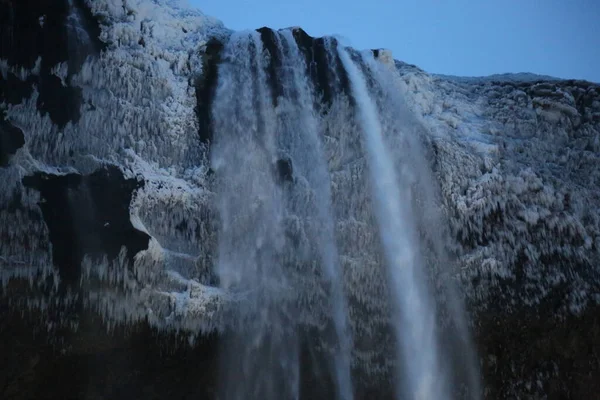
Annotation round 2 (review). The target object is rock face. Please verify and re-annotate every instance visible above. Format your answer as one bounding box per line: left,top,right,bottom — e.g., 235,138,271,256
395,62,600,398
21,167,150,286
1,0,599,399
0,116,24,166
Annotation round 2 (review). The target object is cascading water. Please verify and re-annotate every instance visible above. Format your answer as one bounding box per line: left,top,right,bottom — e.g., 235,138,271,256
211,28,355,400
211,30,299,400
360,53,482,400
276,30,353,400
338,47,448,399
6,1,591,397
209,26,478,400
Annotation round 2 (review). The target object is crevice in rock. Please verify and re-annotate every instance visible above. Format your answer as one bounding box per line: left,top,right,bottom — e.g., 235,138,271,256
0,72,36,105
36,73,83,128
0,113,25,166
22,166,150,287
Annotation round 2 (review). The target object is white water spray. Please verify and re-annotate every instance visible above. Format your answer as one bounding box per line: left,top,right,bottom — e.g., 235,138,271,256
361,54,482,400
338,47,448,399
211,31,299,400
277,29,354,400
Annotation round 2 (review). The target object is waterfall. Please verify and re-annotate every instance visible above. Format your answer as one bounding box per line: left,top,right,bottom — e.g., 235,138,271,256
209,26,479,400
337,47,448,399
276,30,353,400
211,30,299,400
360,53,482,400
211,28,356,400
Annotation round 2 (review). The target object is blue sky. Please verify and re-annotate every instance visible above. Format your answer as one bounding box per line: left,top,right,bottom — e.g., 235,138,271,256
189,0,599,82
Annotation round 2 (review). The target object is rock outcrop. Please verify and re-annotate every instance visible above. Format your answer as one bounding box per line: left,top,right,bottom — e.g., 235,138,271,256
1,0,599,399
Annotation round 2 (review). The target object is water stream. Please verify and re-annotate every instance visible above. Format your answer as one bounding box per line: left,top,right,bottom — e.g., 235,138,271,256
210,28,478,400
338,47,447,399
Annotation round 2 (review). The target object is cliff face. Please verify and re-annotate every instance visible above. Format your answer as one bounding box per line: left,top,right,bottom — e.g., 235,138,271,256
1,0,599,399
394,62,600,312
395,63,600,398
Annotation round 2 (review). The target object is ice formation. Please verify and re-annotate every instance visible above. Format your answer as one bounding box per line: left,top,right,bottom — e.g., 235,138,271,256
1,0,599,399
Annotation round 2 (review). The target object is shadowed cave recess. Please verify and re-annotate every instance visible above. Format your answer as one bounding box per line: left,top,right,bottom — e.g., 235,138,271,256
1,1,600,399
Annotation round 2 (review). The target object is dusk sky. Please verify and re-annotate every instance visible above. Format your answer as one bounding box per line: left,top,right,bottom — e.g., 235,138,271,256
189,0,600,82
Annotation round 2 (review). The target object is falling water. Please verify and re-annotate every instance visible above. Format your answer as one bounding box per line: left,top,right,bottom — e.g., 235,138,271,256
211,31,299,400
209,25,479,399
211,28,356,400
276,30,353,400
361,54,482,400
337,47,448,399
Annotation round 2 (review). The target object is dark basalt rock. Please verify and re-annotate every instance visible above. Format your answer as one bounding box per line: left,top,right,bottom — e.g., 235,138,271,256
0,309,221,400
0,0,104,70
275,157,294,184
0,115,25,166
0,308,399,400
257,27,284,106
0,72,36,106
475,303,600,399
36,74,83,128
291,27,351,108
0,0,104,128
22,166,150,286
1,0,58,70
195,38,224,144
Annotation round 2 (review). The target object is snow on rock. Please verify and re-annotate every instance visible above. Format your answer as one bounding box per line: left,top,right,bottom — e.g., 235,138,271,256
0,0,229,332
395,64,600,314
1,2,599,398
1,0,599,352
389,65,600,398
